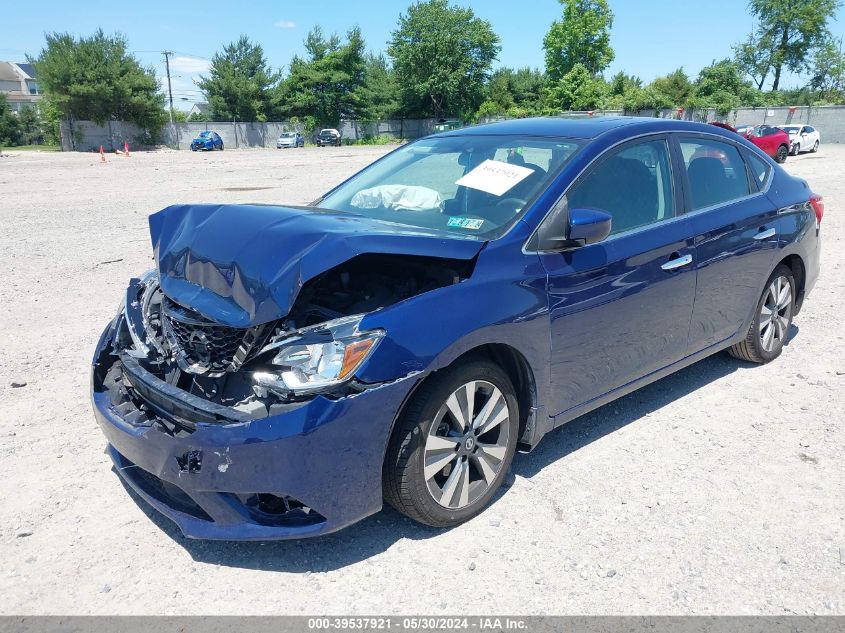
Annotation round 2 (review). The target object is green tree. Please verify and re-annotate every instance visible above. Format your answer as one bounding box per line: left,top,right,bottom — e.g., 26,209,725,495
648,68,694,108
275,26,367,124
545,63,607,110
0,94,23,146
478,67,545,118
198,36,280,121
32,30,165,132
733,31,775,89
17,106,44,145
692,59,753,115
354,54,401,120
388,0,501,118
543,0,614,81
809,36,845,97
743,0,842,90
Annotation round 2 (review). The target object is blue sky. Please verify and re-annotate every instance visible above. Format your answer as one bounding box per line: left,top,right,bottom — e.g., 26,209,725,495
2,0,844,109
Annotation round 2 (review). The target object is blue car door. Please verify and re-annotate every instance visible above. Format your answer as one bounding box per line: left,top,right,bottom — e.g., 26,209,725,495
674,135,779,354
539,136,697,420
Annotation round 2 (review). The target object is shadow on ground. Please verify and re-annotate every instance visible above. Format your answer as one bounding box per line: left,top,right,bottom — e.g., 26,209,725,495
119,327,798,572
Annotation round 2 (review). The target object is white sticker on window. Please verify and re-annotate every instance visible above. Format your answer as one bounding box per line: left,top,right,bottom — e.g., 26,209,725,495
455,159,535,197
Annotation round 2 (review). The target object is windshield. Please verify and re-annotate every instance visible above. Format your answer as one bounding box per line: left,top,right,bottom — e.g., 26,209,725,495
281,132,295,138
318,135,582,239
779,126,800,134
198,132,211,138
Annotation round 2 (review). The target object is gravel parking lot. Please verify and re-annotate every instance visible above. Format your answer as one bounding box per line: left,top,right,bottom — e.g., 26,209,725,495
1,144,842,615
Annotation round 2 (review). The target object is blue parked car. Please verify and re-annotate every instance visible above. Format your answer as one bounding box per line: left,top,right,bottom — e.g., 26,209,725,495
92,117,822,540
190,130,223,151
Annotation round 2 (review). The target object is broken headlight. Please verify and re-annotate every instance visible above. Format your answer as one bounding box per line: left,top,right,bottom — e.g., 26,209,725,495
253,315,383,397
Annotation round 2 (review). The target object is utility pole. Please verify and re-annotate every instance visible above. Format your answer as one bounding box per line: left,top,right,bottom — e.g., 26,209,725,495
163,51,177,148
163,50,175,123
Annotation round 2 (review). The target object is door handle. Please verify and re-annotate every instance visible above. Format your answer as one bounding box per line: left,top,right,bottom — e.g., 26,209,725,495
753,227,776,241
661,254,693,271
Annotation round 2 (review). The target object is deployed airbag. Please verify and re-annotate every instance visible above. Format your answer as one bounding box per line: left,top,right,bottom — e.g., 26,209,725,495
351,185,443,212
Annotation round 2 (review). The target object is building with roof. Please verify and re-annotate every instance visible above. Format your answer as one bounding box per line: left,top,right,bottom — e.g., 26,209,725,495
0,62,42,112
187,102,210,119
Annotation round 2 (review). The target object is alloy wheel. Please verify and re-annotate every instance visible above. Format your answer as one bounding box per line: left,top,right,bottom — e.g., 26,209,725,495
423,380,510,509
759,275,792,352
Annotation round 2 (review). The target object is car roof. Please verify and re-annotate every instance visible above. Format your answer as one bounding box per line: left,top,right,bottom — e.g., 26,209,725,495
437,116,743,141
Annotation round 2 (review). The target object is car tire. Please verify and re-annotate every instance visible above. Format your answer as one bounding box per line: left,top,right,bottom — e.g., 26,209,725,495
790,142,799,156
728,264,795,364
775,144,788,163
383,357,519,528
219,143,224,151
812,140,819,153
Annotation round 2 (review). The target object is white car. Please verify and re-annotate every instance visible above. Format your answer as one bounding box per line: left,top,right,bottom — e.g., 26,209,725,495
776,124,820,155
276,132,304,149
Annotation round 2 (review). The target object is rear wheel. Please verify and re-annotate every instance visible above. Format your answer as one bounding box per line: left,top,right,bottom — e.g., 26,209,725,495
775,144,788,163
383,358,519,527
728,265,795,364
812,140,819,153
219,143,224,151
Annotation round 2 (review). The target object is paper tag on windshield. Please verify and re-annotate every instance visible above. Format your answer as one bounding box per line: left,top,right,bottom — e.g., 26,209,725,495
447,216,484,230
455,159,534,197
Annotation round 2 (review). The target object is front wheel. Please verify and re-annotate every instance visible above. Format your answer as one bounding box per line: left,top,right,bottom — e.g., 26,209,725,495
775,144,788,163
728,265,795,364
383,358,519,527
219,143,224,151
790,142,799,156
812,140,819,153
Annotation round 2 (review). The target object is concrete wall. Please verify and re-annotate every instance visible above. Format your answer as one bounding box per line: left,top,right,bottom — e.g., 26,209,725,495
59,106,845,151
60,119,440,151
553,106,845,141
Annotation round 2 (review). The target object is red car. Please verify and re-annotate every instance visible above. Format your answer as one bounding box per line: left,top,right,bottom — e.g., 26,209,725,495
710,122,791,163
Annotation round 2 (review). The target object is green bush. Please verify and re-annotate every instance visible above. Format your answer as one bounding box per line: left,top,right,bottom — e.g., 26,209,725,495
343,135,398,146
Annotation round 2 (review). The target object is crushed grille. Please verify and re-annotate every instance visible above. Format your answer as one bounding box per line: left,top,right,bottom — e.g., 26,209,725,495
160,296,263,377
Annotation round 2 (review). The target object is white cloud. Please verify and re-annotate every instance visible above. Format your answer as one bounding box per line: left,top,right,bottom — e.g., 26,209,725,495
274,20,296,29
169,55,212,74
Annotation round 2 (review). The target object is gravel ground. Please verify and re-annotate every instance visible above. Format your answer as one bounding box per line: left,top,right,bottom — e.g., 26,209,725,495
0,144,842,615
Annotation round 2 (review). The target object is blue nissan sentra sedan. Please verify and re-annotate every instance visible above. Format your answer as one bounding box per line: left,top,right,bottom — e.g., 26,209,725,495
92,117,822,540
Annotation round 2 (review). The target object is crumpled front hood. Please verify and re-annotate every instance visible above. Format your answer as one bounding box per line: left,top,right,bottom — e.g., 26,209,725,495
149,204,484,328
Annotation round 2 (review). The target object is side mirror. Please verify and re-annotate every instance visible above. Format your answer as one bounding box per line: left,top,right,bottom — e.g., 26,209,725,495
568,208,613,246
535,205,612,251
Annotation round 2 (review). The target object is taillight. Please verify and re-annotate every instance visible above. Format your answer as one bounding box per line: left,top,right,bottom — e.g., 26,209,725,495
810,194,824,225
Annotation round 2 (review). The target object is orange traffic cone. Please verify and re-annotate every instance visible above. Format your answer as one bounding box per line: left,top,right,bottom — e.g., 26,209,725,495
123,141,129,157
100,145,106,163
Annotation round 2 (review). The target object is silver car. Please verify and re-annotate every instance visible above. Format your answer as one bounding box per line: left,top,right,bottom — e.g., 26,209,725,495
276,132,304,149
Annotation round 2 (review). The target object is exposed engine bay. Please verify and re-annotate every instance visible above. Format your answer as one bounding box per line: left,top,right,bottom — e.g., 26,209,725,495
102,253,475,430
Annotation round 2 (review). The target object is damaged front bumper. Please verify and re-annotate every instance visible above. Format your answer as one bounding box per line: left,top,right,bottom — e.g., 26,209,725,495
91,318,417,540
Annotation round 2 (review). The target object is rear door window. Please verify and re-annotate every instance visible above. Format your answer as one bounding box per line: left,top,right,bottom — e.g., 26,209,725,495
679,139,751,211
